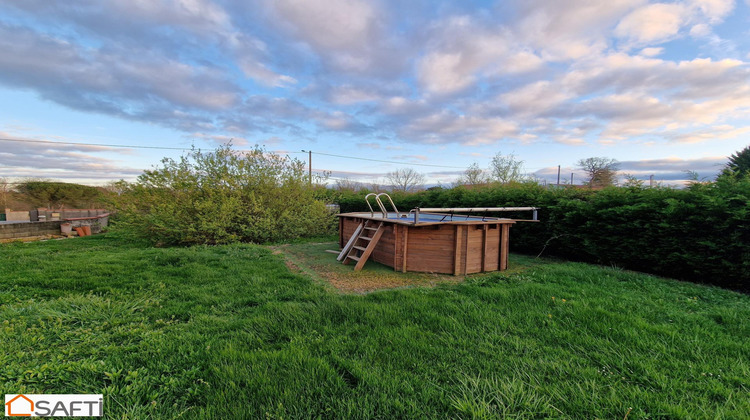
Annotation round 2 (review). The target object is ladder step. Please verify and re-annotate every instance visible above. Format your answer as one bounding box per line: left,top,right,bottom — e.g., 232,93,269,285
358,236,372,241
352,246,367,252
364,226,378,231
347,255,361,262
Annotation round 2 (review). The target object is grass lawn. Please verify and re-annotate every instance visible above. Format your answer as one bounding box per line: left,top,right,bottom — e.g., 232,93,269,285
1,234,748,419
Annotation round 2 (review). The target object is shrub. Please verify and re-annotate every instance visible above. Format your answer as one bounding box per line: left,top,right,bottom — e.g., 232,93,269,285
114,145,334,246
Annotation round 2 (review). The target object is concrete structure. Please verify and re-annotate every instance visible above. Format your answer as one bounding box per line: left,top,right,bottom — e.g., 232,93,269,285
4,209,30,222
0,213,109,241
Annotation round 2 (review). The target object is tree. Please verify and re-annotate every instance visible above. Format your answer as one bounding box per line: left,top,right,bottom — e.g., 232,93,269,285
369,182,386,193
334,177,364,192
0,178,9,210
577,157,620,188
456,162,488,186
385,168,425,192
623,174,645,188
720,145,750,178
104,180,128,196
489,152,526,183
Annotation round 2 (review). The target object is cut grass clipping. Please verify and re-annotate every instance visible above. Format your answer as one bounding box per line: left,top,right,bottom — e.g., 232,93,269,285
1,234,748,418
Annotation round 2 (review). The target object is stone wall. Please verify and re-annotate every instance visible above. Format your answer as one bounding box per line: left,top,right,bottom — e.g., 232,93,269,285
38,208,108,221
0,221,63,240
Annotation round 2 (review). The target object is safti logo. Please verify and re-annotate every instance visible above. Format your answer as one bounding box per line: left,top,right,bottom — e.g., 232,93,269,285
4,394,102,417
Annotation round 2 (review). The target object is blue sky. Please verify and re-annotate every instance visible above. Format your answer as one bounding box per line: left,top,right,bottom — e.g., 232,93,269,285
1,0,749,187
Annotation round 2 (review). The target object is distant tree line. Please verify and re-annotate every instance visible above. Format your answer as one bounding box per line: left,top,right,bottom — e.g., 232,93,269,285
339,152,626,192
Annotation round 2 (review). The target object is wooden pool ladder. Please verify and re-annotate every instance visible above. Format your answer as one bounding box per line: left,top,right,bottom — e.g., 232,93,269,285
338,220,385,271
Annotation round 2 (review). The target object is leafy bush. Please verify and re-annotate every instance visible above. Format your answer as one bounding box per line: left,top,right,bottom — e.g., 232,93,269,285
114,145,334,246
334,179,749,289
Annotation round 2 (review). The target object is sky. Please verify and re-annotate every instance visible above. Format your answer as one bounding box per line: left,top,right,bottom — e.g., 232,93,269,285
1,0,749,188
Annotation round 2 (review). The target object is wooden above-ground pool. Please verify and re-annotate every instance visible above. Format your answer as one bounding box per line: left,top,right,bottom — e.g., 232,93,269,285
337,203,538,275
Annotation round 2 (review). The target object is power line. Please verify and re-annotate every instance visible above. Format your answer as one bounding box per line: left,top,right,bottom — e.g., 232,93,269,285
1,137,468,169
312,151,465,169
0,137,304,155
0,137,195,151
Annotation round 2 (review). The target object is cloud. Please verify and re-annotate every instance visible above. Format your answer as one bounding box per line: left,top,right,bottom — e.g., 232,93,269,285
188,133,249,146
689,23,712,37
266,0,407,76
512,0,646,60
3,0,296,87
109,0,233,35
688,0,735,23
416,15,543,95
418,51,477,95
0,0,748,163
0,133,143,181
640,47,664,56
614,0,735,47
396,110,520,145
318,111,371,133
390,155,428,162
617,156,727,182
499,81,572,115
272,0,379,51
328,85,382,105
619,156,726,171
665,125,750,144
474,50,750,145
615,3,690,45
0,23,241,133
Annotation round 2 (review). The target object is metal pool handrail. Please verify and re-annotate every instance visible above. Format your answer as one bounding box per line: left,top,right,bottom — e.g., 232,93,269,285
412,207,539,224
376,193,402,218
364,193,388,217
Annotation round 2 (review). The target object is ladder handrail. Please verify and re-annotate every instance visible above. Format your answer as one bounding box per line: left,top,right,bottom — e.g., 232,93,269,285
376,193,401,218
364,193,376,217
364,193,387,217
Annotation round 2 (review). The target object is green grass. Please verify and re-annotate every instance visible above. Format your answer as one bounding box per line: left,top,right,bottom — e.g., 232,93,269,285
1,235,748,419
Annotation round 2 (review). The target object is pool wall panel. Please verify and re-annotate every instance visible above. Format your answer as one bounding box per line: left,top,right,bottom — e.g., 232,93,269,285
406,225,456,274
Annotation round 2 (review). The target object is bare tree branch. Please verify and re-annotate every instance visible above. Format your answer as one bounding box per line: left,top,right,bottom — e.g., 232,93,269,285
385,168,425,192
577,157,619,188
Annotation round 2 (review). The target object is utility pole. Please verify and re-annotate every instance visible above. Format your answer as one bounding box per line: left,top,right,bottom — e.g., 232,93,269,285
557,165,561,186
302,150,312,185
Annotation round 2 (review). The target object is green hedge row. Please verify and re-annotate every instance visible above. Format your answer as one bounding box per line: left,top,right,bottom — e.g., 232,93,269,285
326,178,749,290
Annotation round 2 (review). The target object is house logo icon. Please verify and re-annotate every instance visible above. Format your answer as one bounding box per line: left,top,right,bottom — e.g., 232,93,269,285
5,394,33,416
